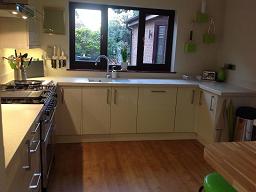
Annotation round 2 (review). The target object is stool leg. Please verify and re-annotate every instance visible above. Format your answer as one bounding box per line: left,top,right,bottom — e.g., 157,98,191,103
198,186,204,192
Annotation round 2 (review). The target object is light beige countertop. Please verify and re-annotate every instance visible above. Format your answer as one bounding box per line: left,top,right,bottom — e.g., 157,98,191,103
1,104,43,167
36,76,256,96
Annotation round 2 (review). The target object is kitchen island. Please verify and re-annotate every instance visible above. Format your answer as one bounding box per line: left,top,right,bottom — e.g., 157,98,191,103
204,142,256,192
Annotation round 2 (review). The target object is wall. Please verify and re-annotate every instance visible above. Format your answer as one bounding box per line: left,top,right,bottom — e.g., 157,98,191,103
0,101,5,192
40,0,225,78
0,48,43,83
0,49,14,83
219,0,256,90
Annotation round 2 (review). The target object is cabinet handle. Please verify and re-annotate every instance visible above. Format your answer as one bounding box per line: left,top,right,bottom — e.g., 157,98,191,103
191,90,195,104
151,90,167,93
31,123,40,134
30,140,40,153
209,96,215,111
114,89,117,104
106,89,110,104
22,140,31,170
61,88,64,104
199,91,203,105
29,173,41,189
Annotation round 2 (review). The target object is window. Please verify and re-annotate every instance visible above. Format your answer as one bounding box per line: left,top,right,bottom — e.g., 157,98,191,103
69,3,175,72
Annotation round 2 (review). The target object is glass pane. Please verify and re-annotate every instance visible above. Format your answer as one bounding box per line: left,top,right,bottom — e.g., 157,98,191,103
142,15,169,64
75,9,101,62
108,8,139,66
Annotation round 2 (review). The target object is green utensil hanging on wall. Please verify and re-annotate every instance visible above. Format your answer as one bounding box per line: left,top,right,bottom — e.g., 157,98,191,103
203,18,216,44
184,30,197,53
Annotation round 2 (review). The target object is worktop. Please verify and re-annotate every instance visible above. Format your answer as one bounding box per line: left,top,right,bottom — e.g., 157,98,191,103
204,142,256,192
36,77,256,96
1,104,43,167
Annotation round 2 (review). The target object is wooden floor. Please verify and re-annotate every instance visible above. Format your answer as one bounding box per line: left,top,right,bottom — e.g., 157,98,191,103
48,140,212,192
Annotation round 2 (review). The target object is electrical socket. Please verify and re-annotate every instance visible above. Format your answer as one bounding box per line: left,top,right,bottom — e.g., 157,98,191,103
224,63,236,70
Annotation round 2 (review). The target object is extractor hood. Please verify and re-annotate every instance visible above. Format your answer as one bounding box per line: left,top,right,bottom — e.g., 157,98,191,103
0,3,34,19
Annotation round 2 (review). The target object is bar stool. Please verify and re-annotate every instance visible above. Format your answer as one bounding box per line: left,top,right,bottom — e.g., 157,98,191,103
199,172,236,192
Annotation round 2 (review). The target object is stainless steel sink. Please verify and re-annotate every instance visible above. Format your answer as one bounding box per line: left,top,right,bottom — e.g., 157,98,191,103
88,78,113,83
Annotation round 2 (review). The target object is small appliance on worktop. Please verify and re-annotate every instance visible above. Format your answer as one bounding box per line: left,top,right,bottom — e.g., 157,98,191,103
0,80,57,191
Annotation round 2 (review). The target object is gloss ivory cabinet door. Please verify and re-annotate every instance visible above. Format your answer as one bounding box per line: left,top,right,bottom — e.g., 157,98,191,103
56,87,82,135
174,88,196,132
82,87,111,134
137,87,177,133
110,87,138,134
197,90,218,144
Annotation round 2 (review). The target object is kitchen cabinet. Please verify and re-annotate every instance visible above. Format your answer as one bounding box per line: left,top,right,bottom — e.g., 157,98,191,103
56,87,82,135
137,87,177,133
175,88,196,132
196,90,218,144
2,0,28,3
0,0,41,49
110,87,138,134
83,87,138,134
83,87,111,134
5,121,41,192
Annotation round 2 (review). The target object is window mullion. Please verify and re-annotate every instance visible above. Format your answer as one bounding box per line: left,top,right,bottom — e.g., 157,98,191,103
100,6,108,68
136,10,146,70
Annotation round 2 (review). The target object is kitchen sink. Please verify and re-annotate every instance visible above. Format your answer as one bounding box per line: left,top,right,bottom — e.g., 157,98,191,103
88,78,113,82
87,78,132,83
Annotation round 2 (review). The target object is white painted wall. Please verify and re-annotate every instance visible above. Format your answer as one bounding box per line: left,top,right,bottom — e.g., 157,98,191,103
0,101,6,192
40,0,225,78
220,0,256,90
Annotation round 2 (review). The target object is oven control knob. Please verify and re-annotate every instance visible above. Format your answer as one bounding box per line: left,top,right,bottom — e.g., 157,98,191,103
45,110,50,116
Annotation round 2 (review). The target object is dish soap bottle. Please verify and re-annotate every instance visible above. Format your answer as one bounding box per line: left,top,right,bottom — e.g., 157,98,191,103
217,67,226,82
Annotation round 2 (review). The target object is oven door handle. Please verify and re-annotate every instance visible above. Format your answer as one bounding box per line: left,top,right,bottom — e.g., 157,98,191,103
43,122,54,143
44,107,56,124
30,140,40,153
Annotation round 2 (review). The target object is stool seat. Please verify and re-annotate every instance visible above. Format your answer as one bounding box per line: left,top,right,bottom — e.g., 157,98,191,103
204,172,236,192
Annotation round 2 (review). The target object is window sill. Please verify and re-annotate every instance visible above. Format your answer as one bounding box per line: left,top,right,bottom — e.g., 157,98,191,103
66,68,177,74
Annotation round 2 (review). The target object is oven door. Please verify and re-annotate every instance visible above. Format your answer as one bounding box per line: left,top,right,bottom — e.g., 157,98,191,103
42,116,55,189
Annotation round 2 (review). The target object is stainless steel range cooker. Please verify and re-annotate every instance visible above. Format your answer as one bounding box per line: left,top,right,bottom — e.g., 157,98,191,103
0,80,57,192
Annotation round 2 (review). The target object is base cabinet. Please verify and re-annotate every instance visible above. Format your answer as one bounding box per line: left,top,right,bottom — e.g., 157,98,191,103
56,87,82,136
137,87,177,133
196,90,218,144
6,121,41,192
175,88,196,132
82,87,111,134
110,87,138,134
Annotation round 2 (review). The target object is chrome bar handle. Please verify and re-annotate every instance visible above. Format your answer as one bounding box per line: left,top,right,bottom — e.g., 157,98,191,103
151,90,167,93
199,91,203,105
61,88,64,104
29,173,41,189
114,89,117,104
30,140,40,153
106,89,110,104
22,140,31,170
31,123,40,134
209,96,215,111
191,90,195,104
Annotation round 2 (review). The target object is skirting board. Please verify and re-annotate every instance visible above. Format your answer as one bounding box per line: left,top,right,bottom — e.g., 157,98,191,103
55,132,197,143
